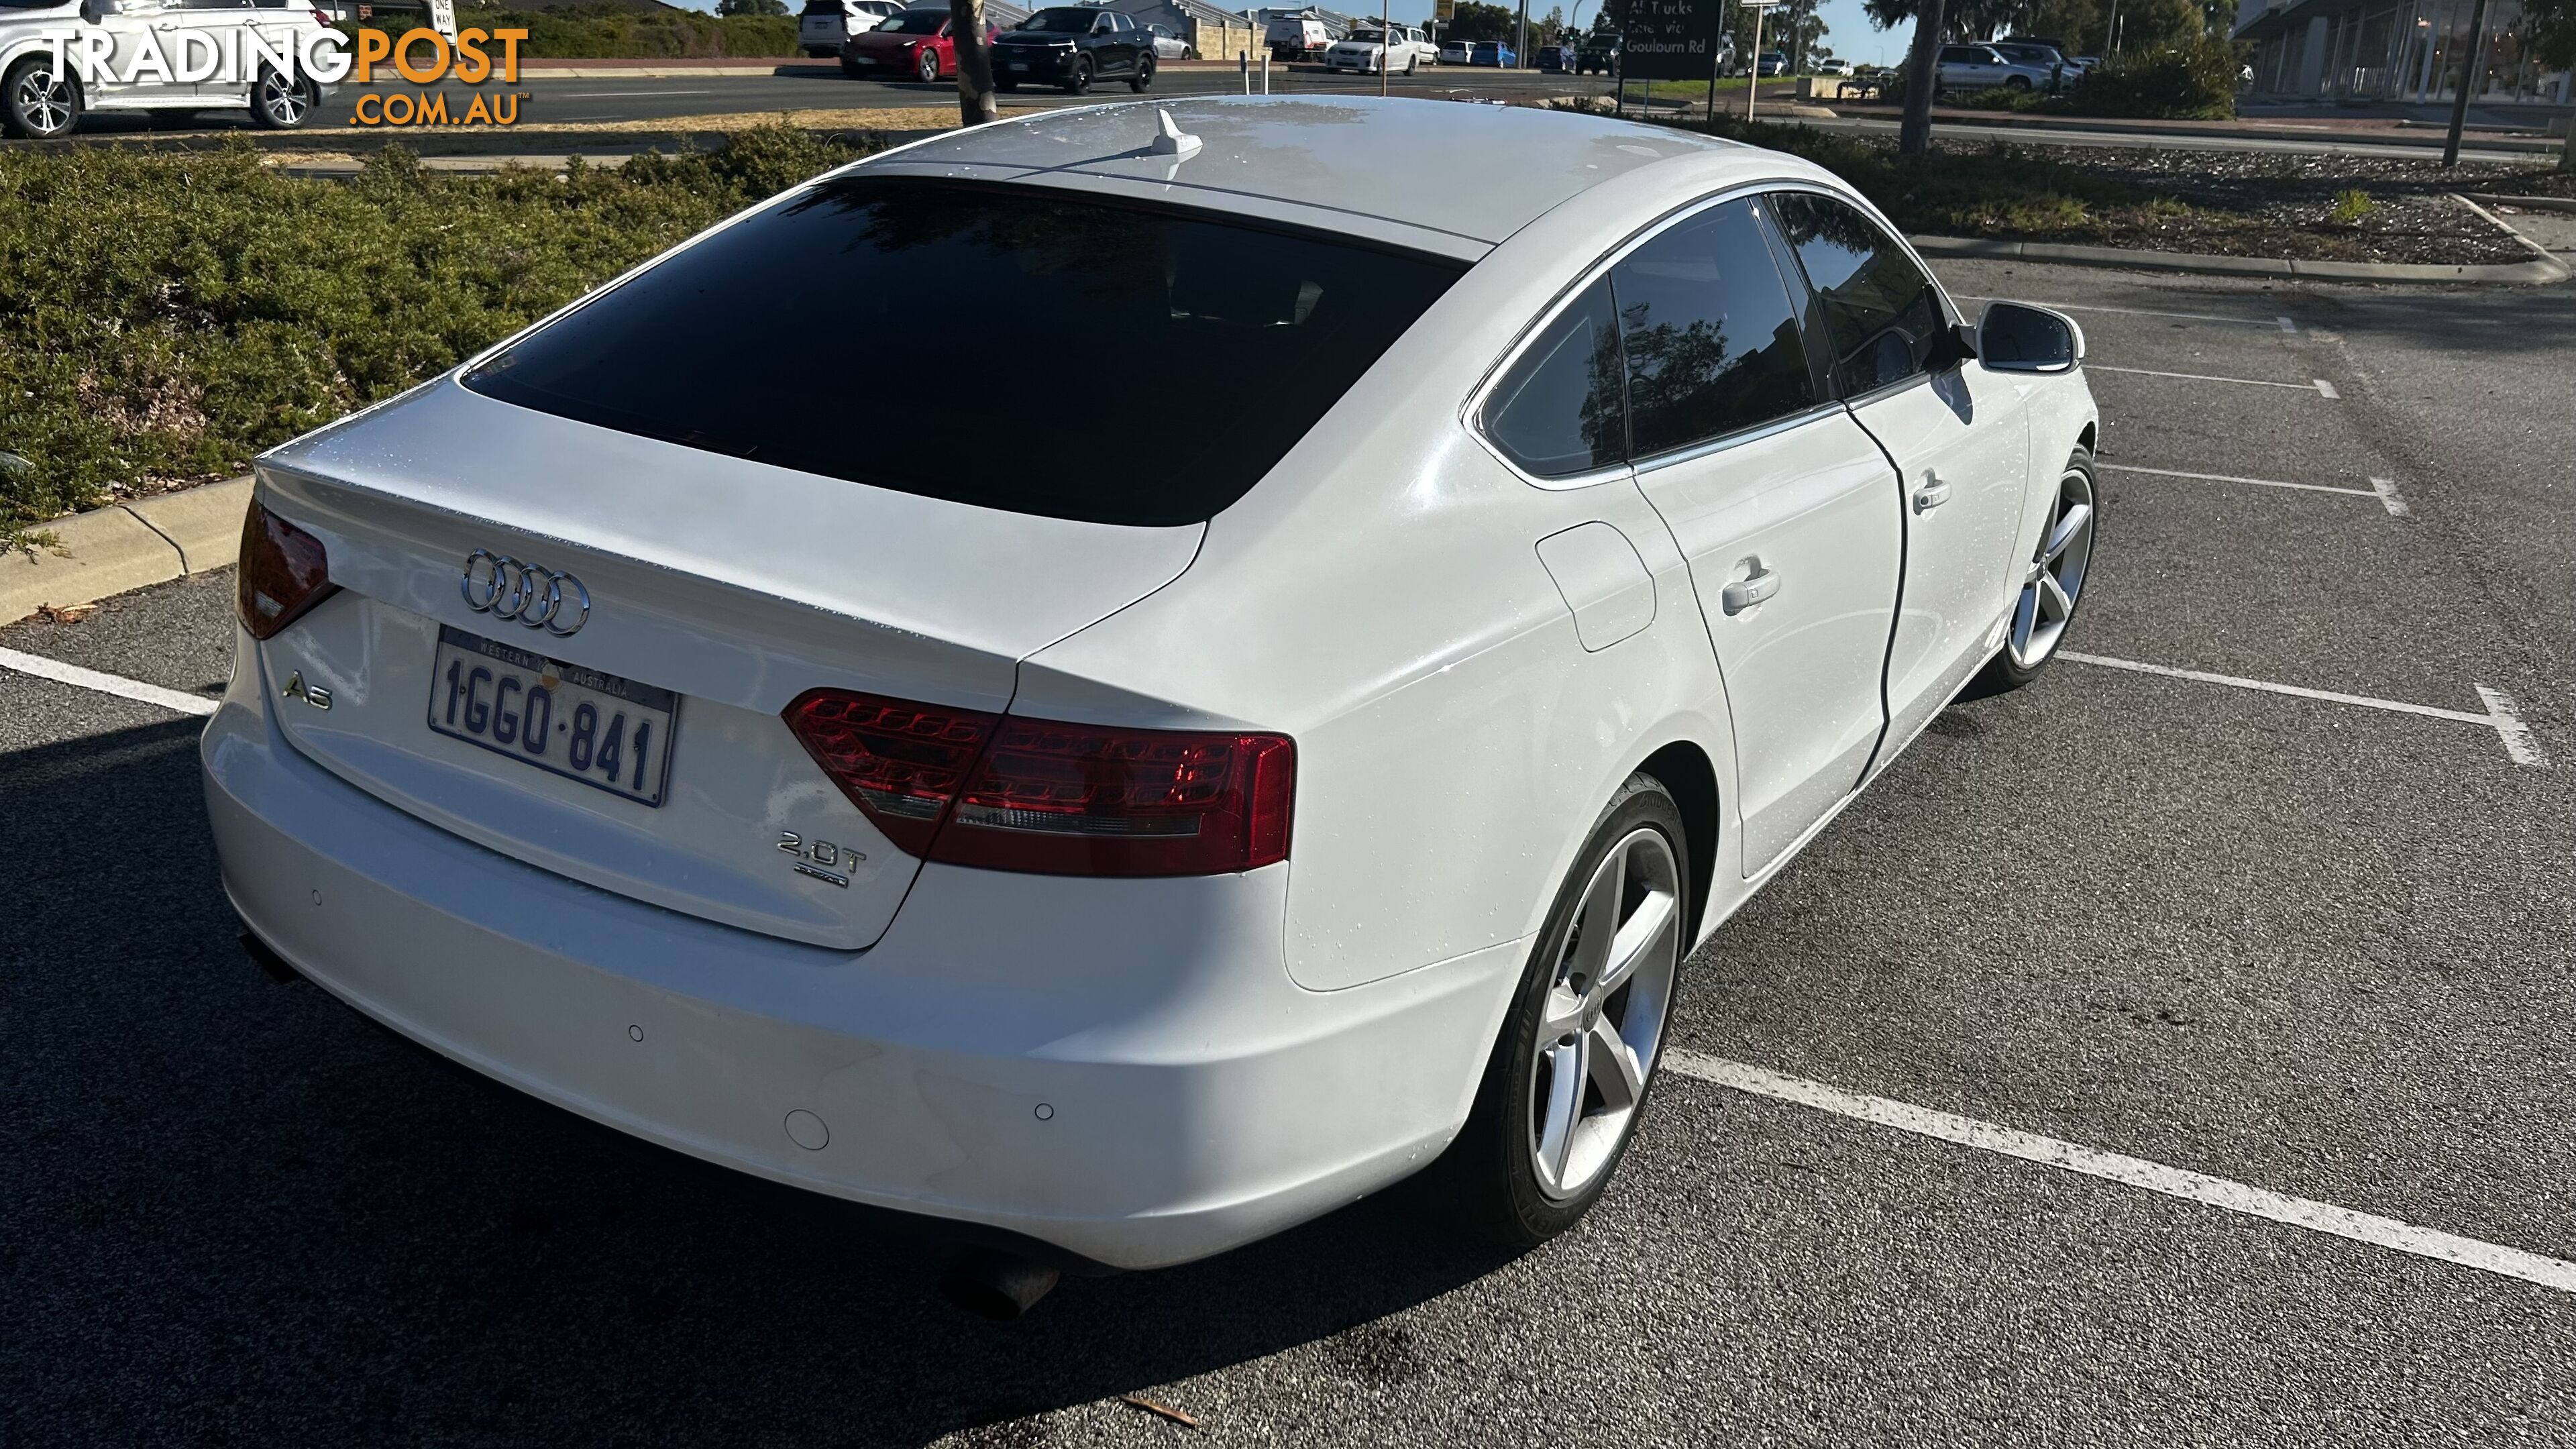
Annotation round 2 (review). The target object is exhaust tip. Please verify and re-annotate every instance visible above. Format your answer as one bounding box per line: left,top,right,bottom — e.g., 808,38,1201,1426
938,1248,1063,1320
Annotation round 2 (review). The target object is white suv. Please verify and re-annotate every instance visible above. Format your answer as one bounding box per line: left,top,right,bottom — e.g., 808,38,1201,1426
1,0,340,140
798,0,902,57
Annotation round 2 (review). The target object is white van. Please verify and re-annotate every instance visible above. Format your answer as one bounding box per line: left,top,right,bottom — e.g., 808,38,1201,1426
1265,14,1327,60
800,0,904,56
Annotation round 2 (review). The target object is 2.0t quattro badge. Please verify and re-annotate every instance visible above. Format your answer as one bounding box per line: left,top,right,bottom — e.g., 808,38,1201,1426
460,549,590,637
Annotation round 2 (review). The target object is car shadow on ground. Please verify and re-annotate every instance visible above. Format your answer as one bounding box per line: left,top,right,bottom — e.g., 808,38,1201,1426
0,720,1519,1447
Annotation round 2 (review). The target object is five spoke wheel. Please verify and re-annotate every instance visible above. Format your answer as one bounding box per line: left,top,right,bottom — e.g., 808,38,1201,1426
1526,826,1680,1202
2008,459,2095,672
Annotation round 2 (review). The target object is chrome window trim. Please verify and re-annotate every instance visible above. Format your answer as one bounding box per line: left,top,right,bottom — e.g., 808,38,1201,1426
1629,398,1854,477
1464,177,1893,492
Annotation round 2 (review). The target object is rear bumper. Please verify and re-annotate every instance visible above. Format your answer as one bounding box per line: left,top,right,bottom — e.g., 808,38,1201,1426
201,631,1520,1269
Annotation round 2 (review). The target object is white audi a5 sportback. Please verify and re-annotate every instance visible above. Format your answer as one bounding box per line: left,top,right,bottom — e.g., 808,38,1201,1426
205,97,2096,1301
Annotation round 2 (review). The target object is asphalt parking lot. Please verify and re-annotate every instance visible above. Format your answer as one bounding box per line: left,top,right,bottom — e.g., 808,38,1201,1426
4,260,2573,1446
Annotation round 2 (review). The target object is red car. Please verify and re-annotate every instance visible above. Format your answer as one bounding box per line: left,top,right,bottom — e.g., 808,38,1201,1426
841,9,998,82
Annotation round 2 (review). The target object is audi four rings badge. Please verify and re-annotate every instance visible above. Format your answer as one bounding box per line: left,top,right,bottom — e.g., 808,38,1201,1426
460,549,590,637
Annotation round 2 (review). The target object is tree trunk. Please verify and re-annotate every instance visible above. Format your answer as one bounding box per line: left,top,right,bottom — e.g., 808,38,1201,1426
949,0,999,127
1898,0,1945,156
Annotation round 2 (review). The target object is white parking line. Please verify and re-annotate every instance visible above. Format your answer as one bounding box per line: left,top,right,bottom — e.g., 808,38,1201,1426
2097,463,2381,500
0,646,219,717
2088,365,2339,398
2060,651,2548,769
1666,1052,2576,1296
1951,296,2297,331
2371,476,2412,518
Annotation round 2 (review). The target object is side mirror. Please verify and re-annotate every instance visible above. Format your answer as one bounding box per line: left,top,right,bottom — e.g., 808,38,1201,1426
1978,301,2084,372
82,0,121,21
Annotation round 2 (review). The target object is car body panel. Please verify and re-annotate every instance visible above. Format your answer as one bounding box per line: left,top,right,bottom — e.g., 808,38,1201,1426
873,97,1746,249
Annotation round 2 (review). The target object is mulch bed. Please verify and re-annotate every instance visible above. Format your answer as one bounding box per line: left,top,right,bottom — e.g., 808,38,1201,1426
1933,143,2559,264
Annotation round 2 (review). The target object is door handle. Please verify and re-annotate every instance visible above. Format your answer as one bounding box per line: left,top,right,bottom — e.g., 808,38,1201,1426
1913,474,1953,513
1719,562,1780,616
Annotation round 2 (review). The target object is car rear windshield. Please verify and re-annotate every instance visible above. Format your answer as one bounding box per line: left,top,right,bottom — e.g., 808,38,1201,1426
462,178,1464,528
886,10,944,31
1022,7,1095,27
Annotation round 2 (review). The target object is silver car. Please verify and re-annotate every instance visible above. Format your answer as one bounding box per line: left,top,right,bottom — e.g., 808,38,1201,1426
1933,42,2054,92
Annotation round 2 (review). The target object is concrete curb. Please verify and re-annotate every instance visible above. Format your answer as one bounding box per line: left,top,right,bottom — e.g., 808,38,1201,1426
2467,193,2576,216
1909,234,2573,284
4,477,252,623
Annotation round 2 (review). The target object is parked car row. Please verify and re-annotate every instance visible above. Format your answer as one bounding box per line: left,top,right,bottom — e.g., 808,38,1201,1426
1933,36,2092,92
839,3,1165,91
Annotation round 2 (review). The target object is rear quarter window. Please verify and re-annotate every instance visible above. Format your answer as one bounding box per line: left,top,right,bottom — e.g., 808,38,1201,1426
463,178,1464,528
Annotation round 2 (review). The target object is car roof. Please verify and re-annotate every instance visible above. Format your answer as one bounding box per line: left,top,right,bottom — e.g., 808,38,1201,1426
860,97,1760,254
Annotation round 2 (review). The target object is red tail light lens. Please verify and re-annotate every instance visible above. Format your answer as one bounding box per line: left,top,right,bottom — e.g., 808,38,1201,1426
236,497,338,641
781,689,1000,855
783,689,1294,877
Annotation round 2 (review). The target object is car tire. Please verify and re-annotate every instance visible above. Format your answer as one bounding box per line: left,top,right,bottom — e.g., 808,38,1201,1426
1063,56,1091,93
996,76,1019,91
1129,54,1154,91
1967,445,2097,698
1405,56,1417,74
2006,74,2032,90
250,66,315,129
916,47,941,82
841,58,865,78
1435,773,1690,1247
2,54,81,141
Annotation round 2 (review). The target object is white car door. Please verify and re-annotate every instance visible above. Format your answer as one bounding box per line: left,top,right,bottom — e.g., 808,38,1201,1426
80,0,193,107
160,0,254,101
1770,189,2030,755
1607,195,1904,873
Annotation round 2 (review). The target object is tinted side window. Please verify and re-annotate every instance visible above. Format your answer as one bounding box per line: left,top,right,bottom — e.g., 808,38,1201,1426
1772,191,1945,396
1609,198,1815,458
1483,277,1626,478
464,179,1463,527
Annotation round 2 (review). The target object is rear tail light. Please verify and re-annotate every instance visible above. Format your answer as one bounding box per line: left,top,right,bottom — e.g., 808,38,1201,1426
780,690,998,856
236,496,338,641
784,688,1293,877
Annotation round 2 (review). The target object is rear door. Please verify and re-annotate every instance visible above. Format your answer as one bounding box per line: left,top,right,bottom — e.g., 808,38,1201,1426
1770,190,2031,756
1612,195,1903,873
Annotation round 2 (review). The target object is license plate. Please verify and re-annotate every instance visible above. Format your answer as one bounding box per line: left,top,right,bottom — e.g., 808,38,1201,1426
1010,60,1028,69
427,625,677,807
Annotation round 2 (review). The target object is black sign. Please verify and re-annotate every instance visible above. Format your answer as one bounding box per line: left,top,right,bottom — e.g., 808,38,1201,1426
1622,0,1721,80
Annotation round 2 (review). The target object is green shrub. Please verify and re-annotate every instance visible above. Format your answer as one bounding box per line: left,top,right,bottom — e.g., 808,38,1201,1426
1962,84,2051,112
2327,188,2375,224
2062,34,2245,119
0,128,862,531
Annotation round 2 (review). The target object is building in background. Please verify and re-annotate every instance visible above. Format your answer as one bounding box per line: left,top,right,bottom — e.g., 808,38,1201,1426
2235,0,2573,105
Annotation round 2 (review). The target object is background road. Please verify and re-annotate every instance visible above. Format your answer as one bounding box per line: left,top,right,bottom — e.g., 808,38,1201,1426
15,66,2546,164
3,262,2573,1446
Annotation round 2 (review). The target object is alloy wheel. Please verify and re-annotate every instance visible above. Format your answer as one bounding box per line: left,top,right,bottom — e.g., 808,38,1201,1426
2008,462,2095,670
258,72,307,125
1526,826,1680,1202
13,65,75,138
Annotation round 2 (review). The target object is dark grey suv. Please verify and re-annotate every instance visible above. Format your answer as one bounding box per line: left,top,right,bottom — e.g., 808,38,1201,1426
992,5,1157,93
